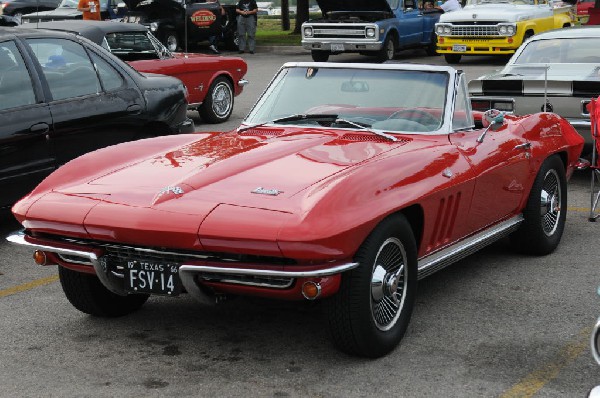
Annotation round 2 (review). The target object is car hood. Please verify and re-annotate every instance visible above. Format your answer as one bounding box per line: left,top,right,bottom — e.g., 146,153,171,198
315,0,393,13
439,4,551,23
53,128,407,211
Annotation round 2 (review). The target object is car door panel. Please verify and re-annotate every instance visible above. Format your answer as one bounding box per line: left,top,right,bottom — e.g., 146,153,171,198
0,39,54,207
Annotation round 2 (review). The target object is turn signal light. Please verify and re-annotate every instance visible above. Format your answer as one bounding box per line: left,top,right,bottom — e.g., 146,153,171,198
33,250,47,266
302,281,321,300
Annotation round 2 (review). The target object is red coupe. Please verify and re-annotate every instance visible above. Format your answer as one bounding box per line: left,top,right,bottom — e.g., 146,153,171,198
30,20,248,123
7,63,584,358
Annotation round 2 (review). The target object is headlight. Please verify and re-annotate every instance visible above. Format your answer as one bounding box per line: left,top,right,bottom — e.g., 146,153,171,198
303,26,313,38
150,22,158,32
499,25,507,34
366,27,376,38
444,26,452,35
507,25,515,35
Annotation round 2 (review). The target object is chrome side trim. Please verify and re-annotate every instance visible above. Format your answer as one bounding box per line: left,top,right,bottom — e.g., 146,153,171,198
238,79,249,87
417,215,524,280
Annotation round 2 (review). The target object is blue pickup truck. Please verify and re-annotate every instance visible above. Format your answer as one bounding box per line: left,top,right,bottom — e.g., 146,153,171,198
302,0,442,62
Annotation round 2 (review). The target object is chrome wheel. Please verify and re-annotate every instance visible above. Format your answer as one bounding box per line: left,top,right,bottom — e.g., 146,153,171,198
211,81,233,119
370,237,408,331
540,169,561,236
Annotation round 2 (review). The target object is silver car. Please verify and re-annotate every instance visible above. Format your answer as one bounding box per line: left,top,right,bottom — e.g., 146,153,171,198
469,26,600,150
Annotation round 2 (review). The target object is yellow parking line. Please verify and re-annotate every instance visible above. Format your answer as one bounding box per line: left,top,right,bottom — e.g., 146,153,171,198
567,206,591,213
0,274,59,298
500,327,592,398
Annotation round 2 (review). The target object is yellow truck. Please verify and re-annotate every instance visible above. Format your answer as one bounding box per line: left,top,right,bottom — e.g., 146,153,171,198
435,0,575,63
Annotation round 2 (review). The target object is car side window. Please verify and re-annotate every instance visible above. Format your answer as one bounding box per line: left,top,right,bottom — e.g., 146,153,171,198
26,38,101,101
89,51,124,91
453,74,474,131
0,41,36,111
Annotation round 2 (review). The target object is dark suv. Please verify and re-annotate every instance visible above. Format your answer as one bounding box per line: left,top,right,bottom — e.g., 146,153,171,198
123,0,238,51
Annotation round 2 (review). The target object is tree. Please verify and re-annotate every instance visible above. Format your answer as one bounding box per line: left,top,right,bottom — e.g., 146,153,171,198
281,0,290,31
293,0,309,34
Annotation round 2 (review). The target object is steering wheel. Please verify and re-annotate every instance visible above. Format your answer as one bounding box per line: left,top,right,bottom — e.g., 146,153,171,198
387,109,439,126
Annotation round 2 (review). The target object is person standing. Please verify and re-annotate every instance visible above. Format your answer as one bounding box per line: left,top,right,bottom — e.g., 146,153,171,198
236,0,258,54
207,0,225,54
435,0,461,12
77,0,101,20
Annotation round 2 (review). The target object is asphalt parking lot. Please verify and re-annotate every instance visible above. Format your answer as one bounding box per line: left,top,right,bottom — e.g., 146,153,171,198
1,49,599,397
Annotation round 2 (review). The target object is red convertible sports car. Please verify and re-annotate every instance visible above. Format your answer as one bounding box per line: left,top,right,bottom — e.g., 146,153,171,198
30,20,248,123
7,63,584,358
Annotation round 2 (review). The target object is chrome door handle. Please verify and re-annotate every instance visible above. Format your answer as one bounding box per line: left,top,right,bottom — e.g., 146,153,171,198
514,142,531,151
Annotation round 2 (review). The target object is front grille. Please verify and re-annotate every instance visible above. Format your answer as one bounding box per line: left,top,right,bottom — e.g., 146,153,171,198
449,24,499,36
310,24,369,39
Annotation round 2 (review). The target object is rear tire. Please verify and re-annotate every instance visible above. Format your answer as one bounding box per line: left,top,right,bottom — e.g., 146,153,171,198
311,50,330,62
199,76,234,123
59,266,149,317
510,155,567,255
444,53,461,64
325,214,418,358
425,32,438,56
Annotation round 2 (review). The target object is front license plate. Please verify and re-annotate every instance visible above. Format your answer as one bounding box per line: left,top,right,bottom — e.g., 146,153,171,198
331,43,344,52
124,260,182,296
452,44,467,52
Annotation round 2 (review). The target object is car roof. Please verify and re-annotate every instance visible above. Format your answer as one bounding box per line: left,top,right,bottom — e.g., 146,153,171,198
0,26,83,41
21,20,149,45
528,25,600,40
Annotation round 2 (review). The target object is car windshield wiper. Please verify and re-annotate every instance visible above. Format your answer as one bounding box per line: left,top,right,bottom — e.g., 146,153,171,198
237,114,339,133
334,118,397,142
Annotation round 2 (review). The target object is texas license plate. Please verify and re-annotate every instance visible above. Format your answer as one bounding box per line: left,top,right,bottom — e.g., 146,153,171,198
452,44,467,52
331,43,345,52
124,260,182,296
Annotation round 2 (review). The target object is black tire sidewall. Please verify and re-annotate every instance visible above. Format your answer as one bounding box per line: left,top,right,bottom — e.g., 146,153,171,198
511,155,567,255
326,214,418,358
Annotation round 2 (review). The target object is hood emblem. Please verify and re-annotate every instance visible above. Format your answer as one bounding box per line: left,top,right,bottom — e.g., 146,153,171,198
472,14,477,19
442,168,453,178
158,186,185,196
252,187,283,196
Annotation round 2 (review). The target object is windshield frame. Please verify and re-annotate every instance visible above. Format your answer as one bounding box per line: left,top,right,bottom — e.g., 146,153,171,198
243,62,463,136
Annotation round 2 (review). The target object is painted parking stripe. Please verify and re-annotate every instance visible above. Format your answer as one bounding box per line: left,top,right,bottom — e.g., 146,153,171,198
0,274,59,298
500,327,592,398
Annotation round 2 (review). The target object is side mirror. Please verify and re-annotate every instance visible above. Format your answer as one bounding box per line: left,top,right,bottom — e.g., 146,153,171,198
477,109,504,143
481,109,504,129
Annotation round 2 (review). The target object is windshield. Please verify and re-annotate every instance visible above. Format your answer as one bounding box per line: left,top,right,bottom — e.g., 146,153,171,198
514,37,600,64
245,67,449,134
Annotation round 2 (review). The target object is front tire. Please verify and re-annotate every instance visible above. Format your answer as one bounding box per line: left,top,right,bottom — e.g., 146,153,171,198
510,155,567,255
59,266,149,317
199,76,234,123
311,50,330,62
376,34,397,63
444,53,461,64
325,214,418,358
